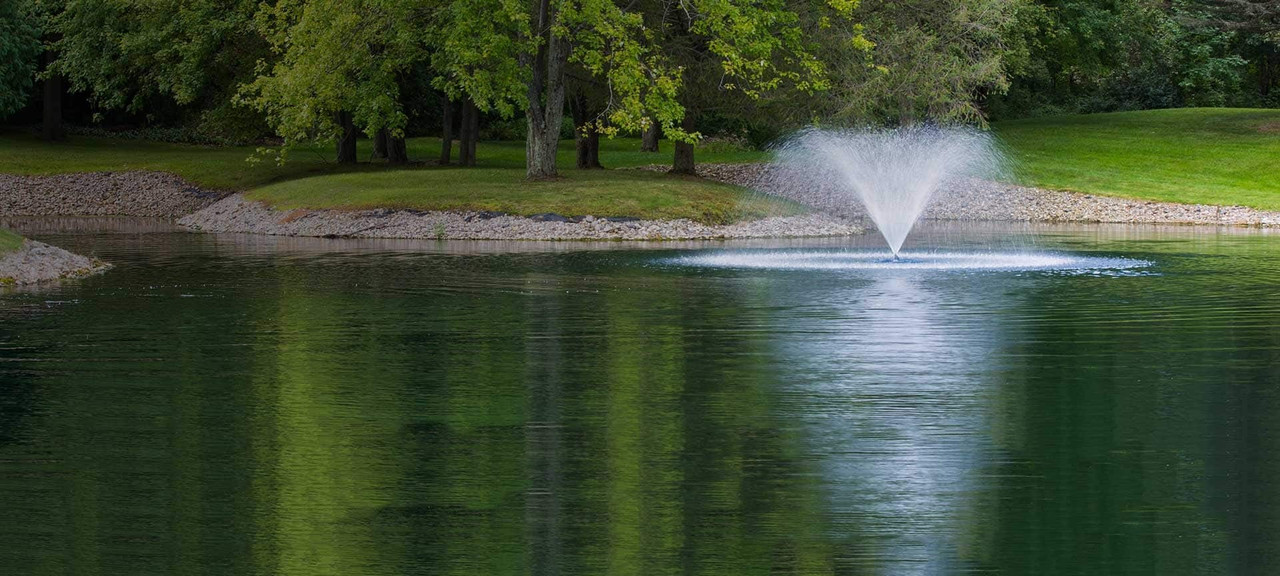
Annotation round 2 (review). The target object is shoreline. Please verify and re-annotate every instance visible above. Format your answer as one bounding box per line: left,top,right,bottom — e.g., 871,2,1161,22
1,168,1278,243
177,194,864,241
0,171,229,218
0,238,110,286
684,164,1280,228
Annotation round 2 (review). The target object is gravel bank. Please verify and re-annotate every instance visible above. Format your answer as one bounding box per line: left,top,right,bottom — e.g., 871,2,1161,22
9,165,1278,244
179,194,863,240
641,163,1280,227
0,171,228,218
0,239,110,286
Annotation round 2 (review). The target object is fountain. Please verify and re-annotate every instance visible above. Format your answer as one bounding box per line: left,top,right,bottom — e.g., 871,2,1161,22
665,126,1152,274
761,126,1006,257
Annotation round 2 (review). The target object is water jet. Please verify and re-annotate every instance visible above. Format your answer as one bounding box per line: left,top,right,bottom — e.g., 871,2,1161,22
760,127,1005,257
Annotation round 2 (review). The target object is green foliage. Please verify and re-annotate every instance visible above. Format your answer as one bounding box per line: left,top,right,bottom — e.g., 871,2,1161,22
684,0,858,98
427,0,528,116
0,129,767,189
819,0,1034,125
240,0,426,155
558,0,687,139
0,0,43,119
991,0,1269,118
628,0,870,144
54,0,264,114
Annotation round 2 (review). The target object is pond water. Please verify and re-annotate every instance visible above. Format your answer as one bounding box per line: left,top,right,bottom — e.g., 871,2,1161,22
1,220,1278,576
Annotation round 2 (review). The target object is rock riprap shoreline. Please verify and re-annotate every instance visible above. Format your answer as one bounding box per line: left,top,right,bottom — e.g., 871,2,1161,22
179,194,864,240
679,163,1280,227
0,239,110,286
0,171,227,218
5,168,1280,241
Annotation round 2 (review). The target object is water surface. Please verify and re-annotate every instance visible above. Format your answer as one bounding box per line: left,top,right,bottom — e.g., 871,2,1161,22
1,220,1277,575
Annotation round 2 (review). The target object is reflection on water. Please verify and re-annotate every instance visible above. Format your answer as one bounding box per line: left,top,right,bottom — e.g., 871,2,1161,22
0,221,1278,575
770,273,1005,574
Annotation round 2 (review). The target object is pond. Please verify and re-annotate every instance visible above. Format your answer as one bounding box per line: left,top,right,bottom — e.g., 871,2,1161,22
1,220,1277,575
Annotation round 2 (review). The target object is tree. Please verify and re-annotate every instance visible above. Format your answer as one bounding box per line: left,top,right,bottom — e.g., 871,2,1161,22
433,0,690,178
643,0,867,174
990,0,1255,116
567,68,607,169
817,0,1033,126
428,0,528,168
52,0,265,137
523,0,692,179
641,122,660,152
1197,0,1280,97
241,0,423,164
0,0,43,120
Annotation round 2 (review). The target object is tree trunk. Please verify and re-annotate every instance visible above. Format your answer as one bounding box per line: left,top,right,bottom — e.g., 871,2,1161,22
641,122,659,152
524,0,568,179
569,94,601,169
458,101,472,166
458,100,478,167
467,101,479,166
586,130,601,169
373,129,389,159
42,52,65,142
336,112,358,164
1261,50,1275,98
671,116,696,175
574,132,590,169
387,136,408,164
440,97,453,165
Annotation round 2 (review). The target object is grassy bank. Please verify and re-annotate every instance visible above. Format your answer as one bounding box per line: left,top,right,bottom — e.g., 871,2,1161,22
0,129,773,222
2,107,1278,218
248,169,796,223
993,108,1280,210
0,228,23,254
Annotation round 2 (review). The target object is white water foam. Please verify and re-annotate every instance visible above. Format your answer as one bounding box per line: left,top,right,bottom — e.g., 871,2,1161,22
669,250,1151,272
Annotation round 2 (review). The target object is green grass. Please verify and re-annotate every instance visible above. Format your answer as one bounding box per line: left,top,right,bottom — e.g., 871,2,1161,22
993,108,1280,210
2,108,1277,220
0,228,23,254
0,128,764,190
248,168,798,223
0,128,777,222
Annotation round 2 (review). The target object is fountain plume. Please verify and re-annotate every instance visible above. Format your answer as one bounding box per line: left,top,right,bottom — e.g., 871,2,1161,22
760,127,1005,256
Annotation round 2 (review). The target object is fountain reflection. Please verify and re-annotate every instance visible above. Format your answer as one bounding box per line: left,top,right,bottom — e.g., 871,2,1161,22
765,270,1014,574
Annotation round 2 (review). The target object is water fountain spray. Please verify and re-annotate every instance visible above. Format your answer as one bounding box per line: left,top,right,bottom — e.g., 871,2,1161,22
760,127,1005,257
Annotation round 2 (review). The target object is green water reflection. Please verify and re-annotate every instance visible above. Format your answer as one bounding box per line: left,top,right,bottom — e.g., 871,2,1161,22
0,224,1277,575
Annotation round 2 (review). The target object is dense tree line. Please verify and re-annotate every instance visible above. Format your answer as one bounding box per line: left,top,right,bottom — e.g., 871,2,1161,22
0,0,1275,175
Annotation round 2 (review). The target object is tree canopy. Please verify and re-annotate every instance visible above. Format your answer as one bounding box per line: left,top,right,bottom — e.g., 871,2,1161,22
0,0,43,119
0,0,1274,173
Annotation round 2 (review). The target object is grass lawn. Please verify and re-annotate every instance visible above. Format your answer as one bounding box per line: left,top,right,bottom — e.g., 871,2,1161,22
0,228,23,254
0,128,776,222
1,107,1277,219
0,128,763,189
248,169,798,223
993,108,1280,210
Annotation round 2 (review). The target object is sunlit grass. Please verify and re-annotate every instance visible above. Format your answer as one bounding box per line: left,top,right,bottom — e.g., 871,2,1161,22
0,228,23,254
993,108,1280,210
247,169,801,224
